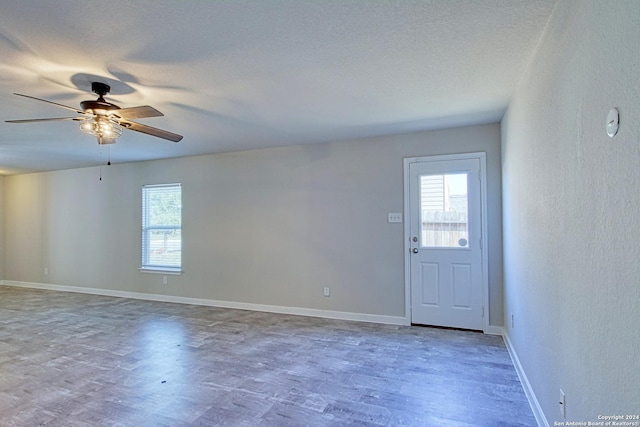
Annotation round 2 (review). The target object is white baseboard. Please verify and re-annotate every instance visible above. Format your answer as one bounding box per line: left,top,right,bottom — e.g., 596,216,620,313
0,280,409,326
503,331,548,427
484,325,504,335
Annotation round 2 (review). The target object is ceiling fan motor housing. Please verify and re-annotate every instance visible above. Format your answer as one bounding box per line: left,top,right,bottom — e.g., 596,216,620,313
82,82,119,111
81,84,119,114
80,99,120,114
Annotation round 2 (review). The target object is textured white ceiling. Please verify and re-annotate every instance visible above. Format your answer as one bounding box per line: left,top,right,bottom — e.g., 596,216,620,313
0,0,556,174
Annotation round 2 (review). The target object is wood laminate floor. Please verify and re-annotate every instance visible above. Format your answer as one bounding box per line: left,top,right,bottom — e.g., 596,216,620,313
0,286,536,426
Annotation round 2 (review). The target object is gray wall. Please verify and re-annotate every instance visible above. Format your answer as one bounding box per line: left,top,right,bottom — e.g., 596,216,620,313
0,175,3,279
502,0,640,422
3,123,503,325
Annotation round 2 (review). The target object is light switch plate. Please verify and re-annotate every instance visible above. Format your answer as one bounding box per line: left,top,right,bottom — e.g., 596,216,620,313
388,213,403,223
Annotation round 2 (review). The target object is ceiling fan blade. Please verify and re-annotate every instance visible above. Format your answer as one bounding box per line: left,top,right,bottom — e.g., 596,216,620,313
6,117,83,124
113,105,164,120
121,120,183,142
13,93,85,115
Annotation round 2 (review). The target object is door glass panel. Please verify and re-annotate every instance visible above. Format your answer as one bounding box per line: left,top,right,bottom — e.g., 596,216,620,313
420,173,468,248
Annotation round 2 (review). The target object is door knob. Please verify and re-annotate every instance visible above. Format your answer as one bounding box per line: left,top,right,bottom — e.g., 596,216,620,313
412,248,419,254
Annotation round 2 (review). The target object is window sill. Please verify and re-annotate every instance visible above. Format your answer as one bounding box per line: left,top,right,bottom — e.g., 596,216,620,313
139,267,183,275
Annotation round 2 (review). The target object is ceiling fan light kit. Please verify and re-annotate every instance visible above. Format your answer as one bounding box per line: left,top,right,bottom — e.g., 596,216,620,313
6,81,183,148
79,117,123,144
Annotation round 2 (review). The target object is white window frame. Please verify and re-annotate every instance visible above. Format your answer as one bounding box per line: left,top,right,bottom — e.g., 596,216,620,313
140,183,183,274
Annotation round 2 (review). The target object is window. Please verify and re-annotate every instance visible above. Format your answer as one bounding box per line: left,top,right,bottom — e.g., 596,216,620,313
420,173,469,248
141,183,182,272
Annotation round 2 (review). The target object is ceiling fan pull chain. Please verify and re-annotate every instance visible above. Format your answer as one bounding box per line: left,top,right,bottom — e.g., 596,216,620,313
99,145,103,181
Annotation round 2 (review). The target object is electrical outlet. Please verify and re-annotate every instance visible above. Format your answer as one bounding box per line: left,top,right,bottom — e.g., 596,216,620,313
44,267,49,275
162,276,168,285
323,287,330,297
559,389,566,418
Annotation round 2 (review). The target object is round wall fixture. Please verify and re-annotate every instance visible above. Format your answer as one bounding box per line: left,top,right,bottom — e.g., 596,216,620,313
606,108,619,137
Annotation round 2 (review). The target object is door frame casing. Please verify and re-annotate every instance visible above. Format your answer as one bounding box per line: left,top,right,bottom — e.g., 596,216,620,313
403,152,490,333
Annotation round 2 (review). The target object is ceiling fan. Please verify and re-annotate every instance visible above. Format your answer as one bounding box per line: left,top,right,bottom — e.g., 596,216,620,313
6,82,183,145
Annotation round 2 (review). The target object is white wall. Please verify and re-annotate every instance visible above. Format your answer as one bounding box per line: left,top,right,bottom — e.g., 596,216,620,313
3,124,503,325
502,0,640,423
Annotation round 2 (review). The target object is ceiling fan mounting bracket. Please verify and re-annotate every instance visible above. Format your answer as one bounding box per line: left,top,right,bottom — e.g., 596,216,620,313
91,82,111,97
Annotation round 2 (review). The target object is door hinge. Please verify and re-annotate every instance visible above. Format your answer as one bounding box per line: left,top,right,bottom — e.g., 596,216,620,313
479,238,483,249
482,306,485,318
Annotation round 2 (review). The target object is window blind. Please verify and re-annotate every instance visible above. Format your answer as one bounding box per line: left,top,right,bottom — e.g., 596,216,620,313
141,183,182,272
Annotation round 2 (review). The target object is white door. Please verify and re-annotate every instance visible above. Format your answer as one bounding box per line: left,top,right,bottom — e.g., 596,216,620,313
407,156,485,330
